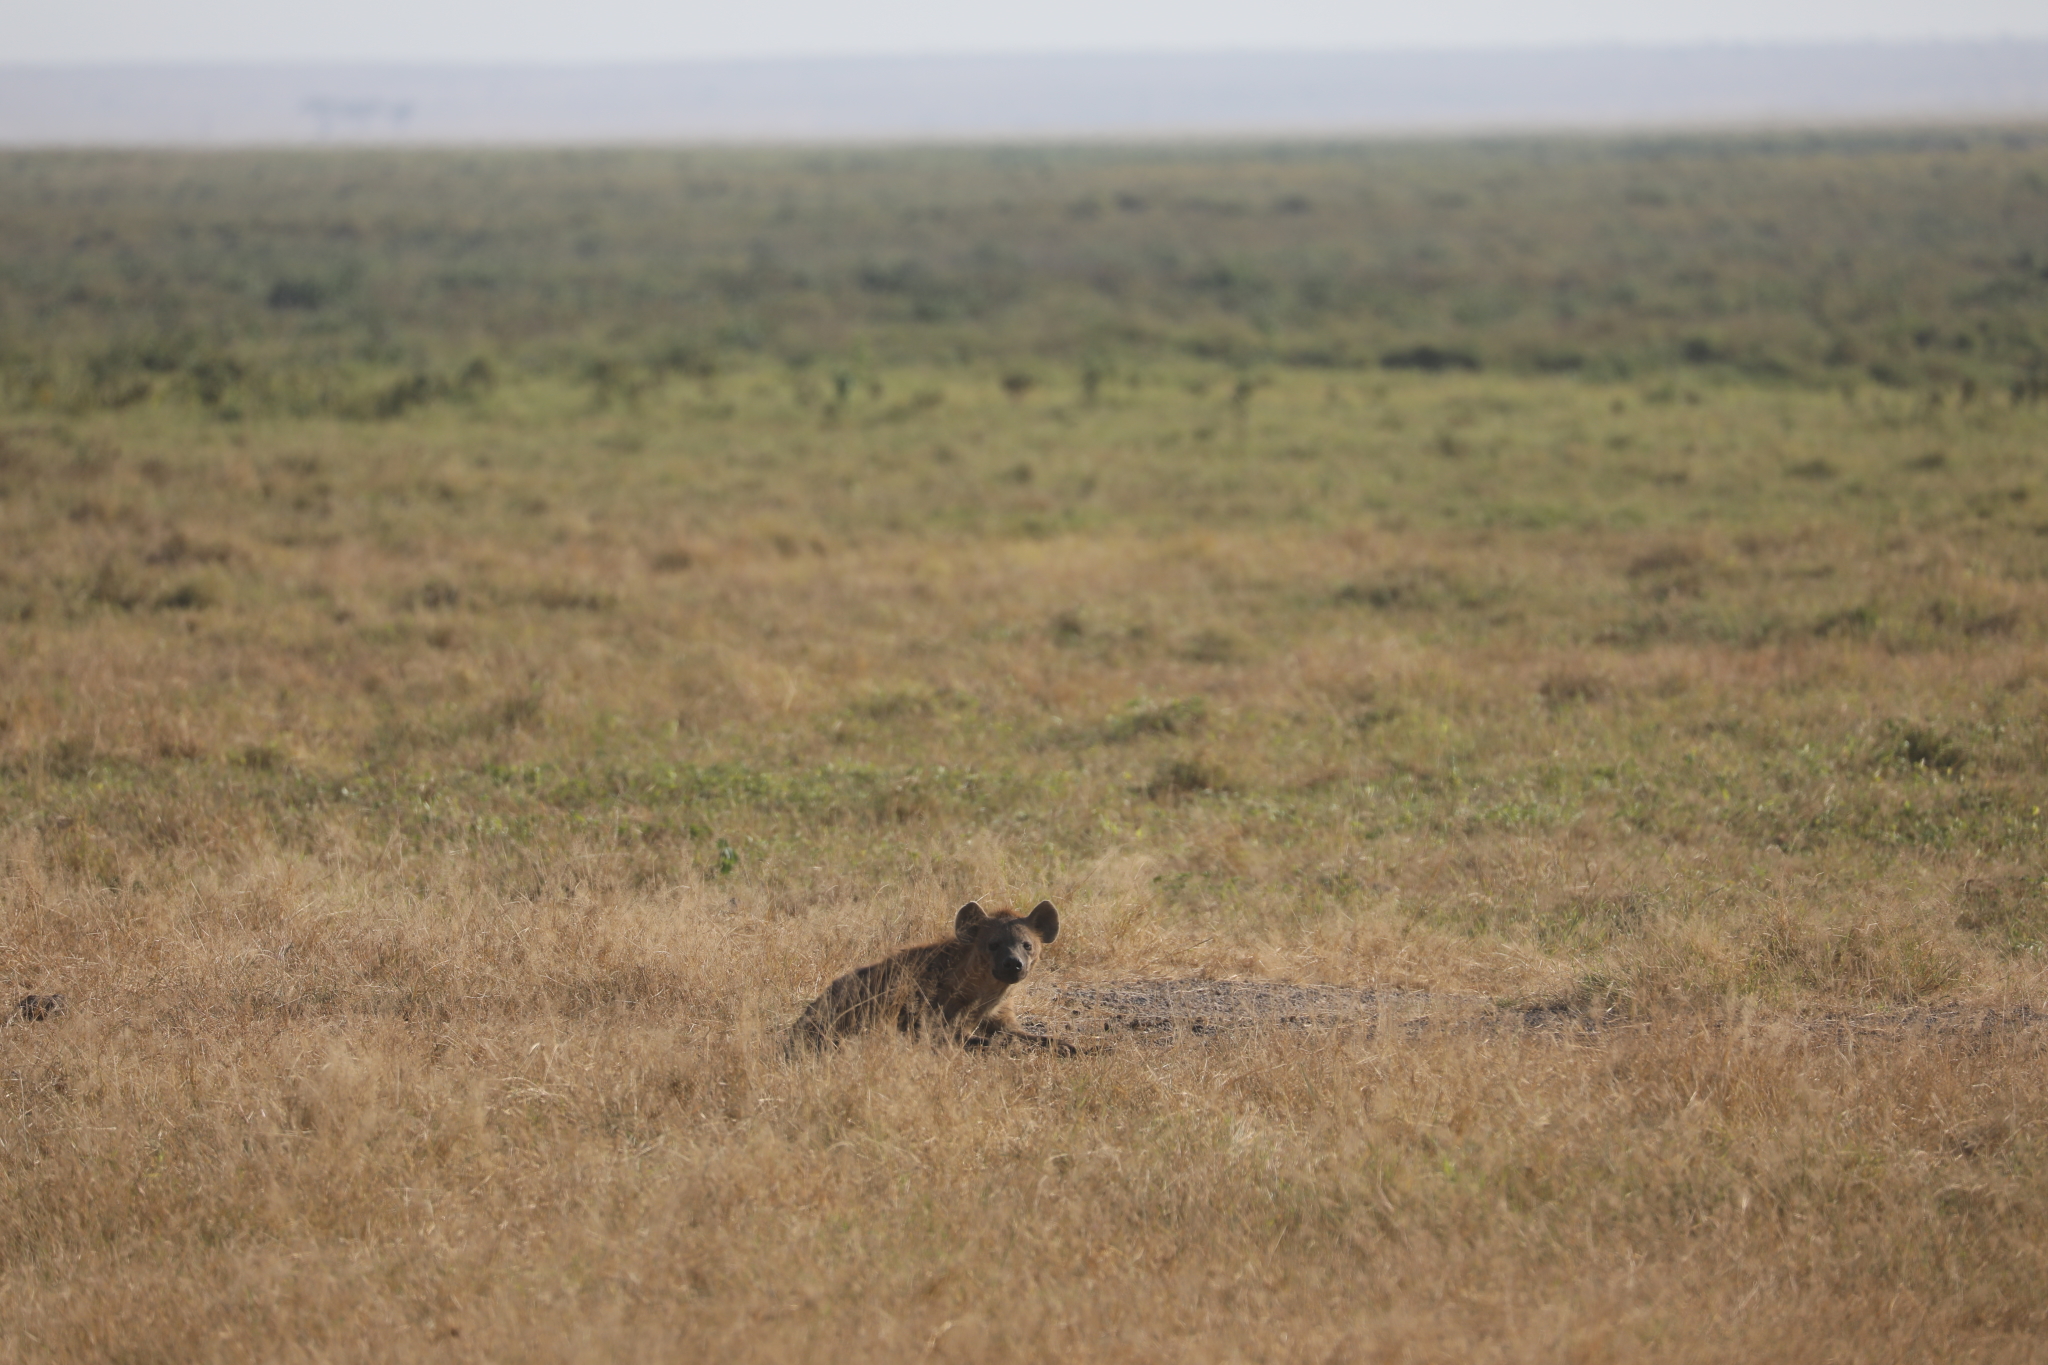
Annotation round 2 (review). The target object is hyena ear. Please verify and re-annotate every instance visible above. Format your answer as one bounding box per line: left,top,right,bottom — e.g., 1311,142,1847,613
954,901,989,940
1025,900,1059,943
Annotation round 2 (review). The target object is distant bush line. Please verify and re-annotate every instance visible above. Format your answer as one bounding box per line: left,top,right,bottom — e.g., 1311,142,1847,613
4,128,2048,416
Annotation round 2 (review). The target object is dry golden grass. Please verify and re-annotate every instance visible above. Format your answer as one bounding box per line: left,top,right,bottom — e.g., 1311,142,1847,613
5,844,2044,1361
4,371,2048,1359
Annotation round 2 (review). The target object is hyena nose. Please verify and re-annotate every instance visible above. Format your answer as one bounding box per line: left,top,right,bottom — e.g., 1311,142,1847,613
993,956,1026,983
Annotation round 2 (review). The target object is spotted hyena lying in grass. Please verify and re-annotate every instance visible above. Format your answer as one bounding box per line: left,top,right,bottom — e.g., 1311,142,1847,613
793,900,1065,1050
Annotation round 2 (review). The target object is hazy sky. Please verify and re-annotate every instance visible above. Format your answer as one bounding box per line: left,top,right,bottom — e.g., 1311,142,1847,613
6,0,2047,64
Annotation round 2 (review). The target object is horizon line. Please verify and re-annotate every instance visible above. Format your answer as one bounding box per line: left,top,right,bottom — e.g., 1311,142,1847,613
9,43,2048,147
9,37,2048,69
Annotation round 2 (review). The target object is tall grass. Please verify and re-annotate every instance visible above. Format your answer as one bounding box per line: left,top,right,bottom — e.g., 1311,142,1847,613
4,841,2044,1360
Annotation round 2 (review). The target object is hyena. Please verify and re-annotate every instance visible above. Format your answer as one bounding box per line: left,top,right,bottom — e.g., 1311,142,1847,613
792,900,1061,1049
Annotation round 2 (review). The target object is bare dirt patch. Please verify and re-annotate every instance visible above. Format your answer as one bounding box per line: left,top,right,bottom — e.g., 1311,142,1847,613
1018,978,1497,1042
1015,977,2047,1045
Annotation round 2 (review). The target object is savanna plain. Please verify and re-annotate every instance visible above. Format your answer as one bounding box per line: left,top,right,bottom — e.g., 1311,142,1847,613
4,132,2048,1361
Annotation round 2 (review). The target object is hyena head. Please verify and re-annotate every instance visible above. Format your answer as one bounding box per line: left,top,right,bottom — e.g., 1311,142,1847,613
954,900,1060,985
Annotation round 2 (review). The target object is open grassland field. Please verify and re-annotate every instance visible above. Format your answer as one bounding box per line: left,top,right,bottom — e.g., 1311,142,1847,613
4,134,2048,1361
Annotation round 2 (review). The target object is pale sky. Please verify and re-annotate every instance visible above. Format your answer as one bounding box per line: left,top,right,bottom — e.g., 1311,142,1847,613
5,0,2046,65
